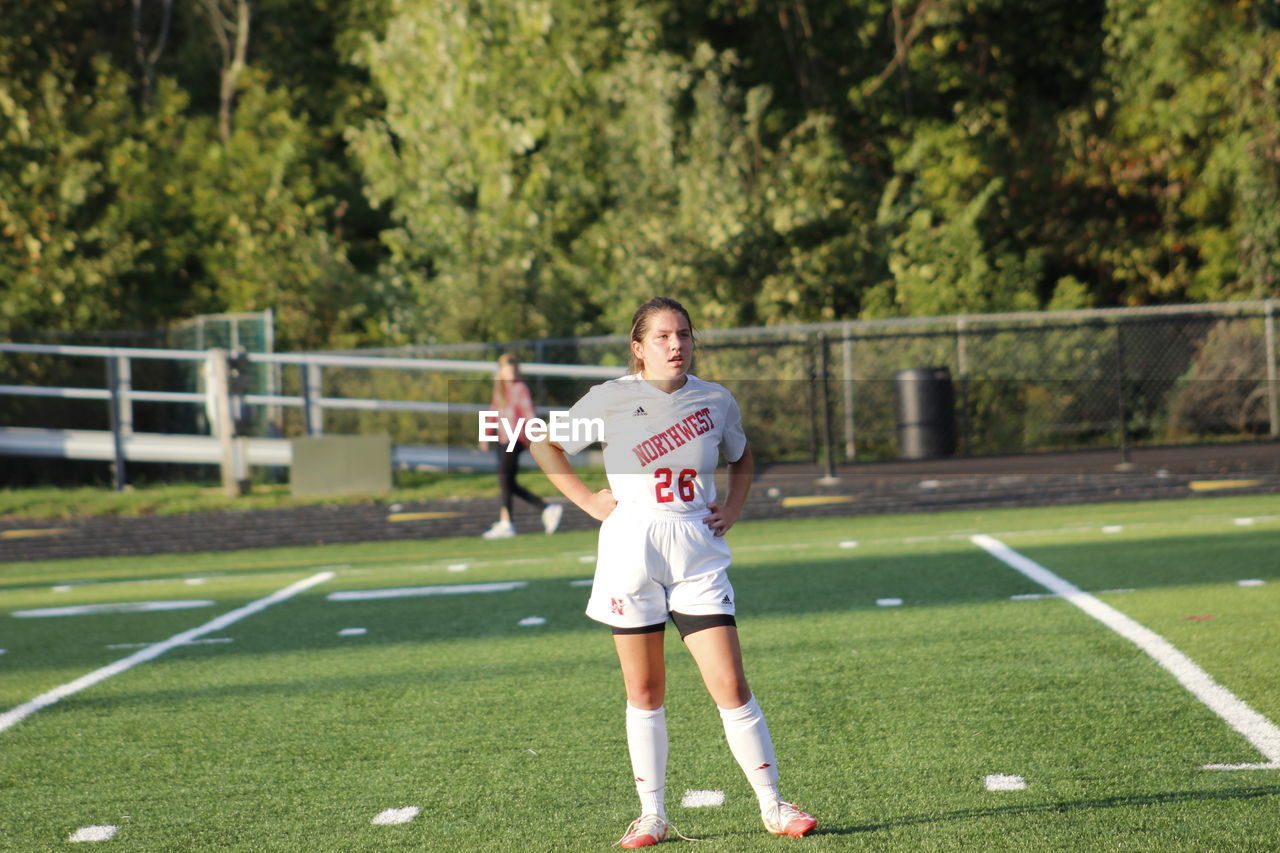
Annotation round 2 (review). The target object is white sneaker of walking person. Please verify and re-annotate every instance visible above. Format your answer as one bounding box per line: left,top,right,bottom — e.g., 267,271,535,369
482,519,516,540
541,502,563,534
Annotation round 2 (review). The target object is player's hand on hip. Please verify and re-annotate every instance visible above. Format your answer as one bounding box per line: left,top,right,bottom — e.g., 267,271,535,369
585,489,617,521
703,502,739,537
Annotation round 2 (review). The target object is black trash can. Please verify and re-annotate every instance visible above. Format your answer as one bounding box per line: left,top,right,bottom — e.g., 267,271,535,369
894,367,957,459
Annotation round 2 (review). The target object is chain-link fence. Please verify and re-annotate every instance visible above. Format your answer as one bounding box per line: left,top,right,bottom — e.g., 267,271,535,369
168,311,277,437
3,302,1276,483
372,301,1280,465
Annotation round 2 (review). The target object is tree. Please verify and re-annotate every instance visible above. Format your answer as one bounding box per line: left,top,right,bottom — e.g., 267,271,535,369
196,0,252,141
351,0,619,343
131,0,174,107
0,60,146,336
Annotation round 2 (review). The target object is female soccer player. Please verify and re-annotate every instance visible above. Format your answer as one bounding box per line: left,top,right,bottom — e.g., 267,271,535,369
529,297,817,847
481,353,562,539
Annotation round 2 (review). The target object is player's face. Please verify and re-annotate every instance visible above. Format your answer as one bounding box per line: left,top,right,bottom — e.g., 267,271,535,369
634,310,693,382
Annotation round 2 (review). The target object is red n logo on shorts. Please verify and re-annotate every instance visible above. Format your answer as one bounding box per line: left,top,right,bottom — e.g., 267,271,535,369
610,597,625,616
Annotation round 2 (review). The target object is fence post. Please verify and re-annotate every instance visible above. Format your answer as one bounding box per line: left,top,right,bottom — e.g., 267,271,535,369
841,322,856,461
302,362,324,436
208,349,249,497
816,332,838,482
804,337,819,465
105,357,128,491
533,339,546,404
264,307,283,440
955,315,972,455
1114,322,1133,468
1266,299,1279,438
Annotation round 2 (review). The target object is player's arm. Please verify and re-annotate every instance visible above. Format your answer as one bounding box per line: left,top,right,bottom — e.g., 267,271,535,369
529,437,616,521
705,443,753,537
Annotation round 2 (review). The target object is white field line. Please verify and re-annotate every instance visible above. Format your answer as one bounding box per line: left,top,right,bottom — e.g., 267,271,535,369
106,637,234,650
0,571,334,736
971,535,1280,770
14,600,215,618
327,581,526,602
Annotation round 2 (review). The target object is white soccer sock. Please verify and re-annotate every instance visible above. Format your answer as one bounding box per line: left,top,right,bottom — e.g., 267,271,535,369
626,703,668,820
718,694,781,814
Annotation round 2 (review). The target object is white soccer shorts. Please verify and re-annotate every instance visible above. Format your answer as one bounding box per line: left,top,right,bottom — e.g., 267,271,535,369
586,505,736,629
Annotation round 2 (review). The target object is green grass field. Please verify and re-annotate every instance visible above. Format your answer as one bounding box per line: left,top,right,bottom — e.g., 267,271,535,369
2,495,1278,851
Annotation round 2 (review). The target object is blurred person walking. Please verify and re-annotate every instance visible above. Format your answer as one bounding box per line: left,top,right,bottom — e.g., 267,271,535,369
482,353,562,539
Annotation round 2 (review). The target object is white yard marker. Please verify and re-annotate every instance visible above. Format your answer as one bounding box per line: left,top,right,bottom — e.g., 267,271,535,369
972,535,1280,770
839,540,859,550
1238,579,1265,587
0,572,334,736
371,806,420,826
578,555,597,564
984,774,1027,791
69,825,118,842
338,627,368,637
327,581,527,602
518,616,547,627
569,579,594,587
682,790,726,808
1233,518,1256,527
876,598,903,607
1101,525,1124,534
448,563,469,573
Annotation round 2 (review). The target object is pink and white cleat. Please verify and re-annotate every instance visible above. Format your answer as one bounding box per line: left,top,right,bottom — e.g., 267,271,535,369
762,802,817,837
614,814,669,848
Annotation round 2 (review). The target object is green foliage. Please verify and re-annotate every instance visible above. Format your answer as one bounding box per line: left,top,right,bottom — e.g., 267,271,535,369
0,60,146,335
1,0,1277,353
1165,318,1272,437
350,0,615,343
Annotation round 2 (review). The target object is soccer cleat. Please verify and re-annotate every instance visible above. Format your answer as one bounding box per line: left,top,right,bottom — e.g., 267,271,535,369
481,520,516,540
541,502,563,534
762,802,817,837
614,814,669,848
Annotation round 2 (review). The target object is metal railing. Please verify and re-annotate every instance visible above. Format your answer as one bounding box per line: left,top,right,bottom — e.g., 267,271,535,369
0,344,623,490
2,300,1277,490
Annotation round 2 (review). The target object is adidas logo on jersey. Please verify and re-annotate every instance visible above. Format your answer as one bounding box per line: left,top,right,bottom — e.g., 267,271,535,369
633,406,647,416
721,595,732,604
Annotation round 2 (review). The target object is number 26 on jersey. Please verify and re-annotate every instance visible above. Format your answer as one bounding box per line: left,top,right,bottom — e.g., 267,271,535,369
654,468,697,503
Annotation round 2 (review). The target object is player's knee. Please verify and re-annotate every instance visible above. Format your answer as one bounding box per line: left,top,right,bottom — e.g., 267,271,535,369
704,672,750,707
626,680,665,709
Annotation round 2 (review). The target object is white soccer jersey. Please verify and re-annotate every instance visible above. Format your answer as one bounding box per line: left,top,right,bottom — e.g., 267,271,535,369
558,374,747,514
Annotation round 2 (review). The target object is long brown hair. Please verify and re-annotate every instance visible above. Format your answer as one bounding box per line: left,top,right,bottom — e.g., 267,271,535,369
492,352,522,406
628,297,695,374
